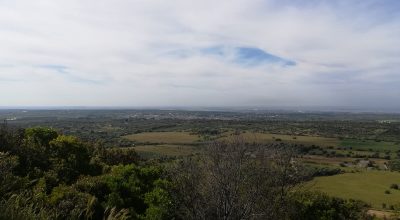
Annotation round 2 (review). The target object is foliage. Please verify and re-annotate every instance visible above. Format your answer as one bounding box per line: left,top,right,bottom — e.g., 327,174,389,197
47,135,92,183
0,152,27,199
96,147,139,166
304,165,343,178
289,191,369,220
0,125,167,220
0,194,55,220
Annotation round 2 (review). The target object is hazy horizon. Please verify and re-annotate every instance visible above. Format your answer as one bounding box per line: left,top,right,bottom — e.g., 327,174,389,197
1,105,400,114
1,0,400,108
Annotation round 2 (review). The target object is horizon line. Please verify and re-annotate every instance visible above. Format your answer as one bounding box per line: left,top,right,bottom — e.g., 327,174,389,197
1,105,400,114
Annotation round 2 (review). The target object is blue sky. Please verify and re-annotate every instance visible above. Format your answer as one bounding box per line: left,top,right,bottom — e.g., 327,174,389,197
0,0,399,109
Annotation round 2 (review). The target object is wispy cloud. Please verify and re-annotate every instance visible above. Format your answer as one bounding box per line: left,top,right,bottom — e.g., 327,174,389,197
36,64,107,84
0,0,399,108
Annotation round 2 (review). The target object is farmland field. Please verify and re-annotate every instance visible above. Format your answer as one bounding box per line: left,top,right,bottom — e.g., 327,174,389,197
221,131,339,146
311,171,400,209
123,131,200,144
124,130,341,146
123,131,399,159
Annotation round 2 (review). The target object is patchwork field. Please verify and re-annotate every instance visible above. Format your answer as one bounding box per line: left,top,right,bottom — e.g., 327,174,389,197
123,131,200,144
123,131,398,150
221,131,339,147
311,171,400,209
123,131,399,160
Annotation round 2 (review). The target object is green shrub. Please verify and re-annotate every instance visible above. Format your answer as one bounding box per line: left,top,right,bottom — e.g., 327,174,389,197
289,191,369,220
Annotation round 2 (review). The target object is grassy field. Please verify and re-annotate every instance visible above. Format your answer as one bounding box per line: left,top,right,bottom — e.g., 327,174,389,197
132,144,197,157
311,171,400,209
339,139,399,152
123,131,200,144
221,132,339,147
124,131,398,151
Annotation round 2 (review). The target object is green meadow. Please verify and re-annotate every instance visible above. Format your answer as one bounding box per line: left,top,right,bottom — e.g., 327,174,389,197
311,171,400,209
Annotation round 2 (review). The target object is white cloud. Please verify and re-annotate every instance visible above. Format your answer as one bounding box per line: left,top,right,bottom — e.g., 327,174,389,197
0,0,399,108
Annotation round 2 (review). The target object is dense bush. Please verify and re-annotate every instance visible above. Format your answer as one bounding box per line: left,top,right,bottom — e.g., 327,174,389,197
304,165,343,178
0,125,167,219
289,191,370,220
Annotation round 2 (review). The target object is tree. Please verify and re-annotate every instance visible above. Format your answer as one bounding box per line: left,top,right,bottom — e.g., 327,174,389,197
25,127,58,149
169,136,305,220
0,152,26,199
48,135,92,183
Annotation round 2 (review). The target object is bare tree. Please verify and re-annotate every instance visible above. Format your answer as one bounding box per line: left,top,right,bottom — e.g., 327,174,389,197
169,136,305,220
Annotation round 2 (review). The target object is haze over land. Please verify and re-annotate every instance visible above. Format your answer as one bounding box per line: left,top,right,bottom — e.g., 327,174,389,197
1,0,400,110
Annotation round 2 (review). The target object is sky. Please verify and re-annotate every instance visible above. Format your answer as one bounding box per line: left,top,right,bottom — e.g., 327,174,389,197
0,0,400,109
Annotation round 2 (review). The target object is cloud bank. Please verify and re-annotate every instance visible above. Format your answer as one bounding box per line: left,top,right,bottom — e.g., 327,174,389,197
0,0,399,109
